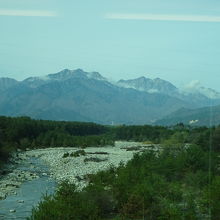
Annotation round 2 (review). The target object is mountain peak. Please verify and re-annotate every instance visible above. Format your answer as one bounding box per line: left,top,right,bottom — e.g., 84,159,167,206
73,68,85,73
137,76,147,80
41,68,108,83
117,75,177,94
47,68,87,80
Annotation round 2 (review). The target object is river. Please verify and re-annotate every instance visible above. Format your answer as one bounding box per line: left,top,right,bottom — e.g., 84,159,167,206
0,142,151,219
0,156,57,220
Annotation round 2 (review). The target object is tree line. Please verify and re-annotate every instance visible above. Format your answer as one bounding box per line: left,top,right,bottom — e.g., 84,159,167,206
1,116,220,168
0,116,110,168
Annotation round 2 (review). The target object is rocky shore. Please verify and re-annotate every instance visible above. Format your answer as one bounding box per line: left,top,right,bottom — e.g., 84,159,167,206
0,153,40,200
25,141,153,190
0,141,154,200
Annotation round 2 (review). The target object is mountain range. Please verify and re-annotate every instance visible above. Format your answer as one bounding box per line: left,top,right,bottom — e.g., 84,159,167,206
0,68,220,125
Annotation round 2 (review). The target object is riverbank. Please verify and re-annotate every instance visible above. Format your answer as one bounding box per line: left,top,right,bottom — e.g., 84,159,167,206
0,153,41,200
0,140,155,219
25,141,153,190
0,141,154,201
0,153,56,219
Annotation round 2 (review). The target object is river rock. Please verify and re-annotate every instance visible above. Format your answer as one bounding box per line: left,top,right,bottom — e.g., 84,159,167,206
18,200,24,203
0,192,6,200
5,180,20,188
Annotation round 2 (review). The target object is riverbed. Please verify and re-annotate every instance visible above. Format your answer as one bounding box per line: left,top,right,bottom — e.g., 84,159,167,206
0,141,153,219
0,156,56,219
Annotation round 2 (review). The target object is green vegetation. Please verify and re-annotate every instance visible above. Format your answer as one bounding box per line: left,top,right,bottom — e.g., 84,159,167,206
27,121,219,219
0,116,220,219
0,116,175,168
84,157,108,163
70,150,86,157
29,143,220,219
113,124,173,143
0,116,111,169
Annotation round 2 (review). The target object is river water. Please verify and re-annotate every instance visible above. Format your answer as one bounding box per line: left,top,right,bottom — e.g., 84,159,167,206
0,157,56,220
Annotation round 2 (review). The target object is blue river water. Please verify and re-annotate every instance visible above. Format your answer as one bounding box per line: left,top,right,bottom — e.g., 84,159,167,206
0,157,57,220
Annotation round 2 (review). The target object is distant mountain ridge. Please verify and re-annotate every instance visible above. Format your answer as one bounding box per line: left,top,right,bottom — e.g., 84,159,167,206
0,68,220,125
155,105,220,126
117,77,220,107
117,76,179,96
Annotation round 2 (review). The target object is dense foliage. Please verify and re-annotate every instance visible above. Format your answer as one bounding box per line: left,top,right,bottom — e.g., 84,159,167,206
113,125,173,143
0,116,110,168
1,116,220,219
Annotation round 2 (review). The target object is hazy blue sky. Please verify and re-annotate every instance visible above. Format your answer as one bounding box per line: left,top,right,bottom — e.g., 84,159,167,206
0,0,220,90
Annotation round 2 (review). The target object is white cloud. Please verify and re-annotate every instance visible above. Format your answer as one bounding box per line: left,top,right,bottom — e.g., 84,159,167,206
180,80,220,99
105,13,220,23
184,80,201,89
0,9,57,17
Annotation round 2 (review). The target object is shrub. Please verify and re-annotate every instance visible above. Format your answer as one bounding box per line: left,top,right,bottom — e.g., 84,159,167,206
84,157,108,163
62,152,69,158
88,151,109,155
29,182,101,220
70,150,86,157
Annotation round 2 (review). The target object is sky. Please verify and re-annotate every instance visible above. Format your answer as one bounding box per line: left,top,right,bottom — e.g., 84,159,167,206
0,0,220,90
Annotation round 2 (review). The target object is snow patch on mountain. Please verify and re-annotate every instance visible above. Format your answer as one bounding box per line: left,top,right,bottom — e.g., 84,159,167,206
147,89,159,93
3,69,220,102
87,72,107,81
22,69,108,88
180,80,220,99
117,76,178,95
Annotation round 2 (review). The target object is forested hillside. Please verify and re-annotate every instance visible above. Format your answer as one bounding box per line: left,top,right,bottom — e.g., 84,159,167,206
155,105,220,126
